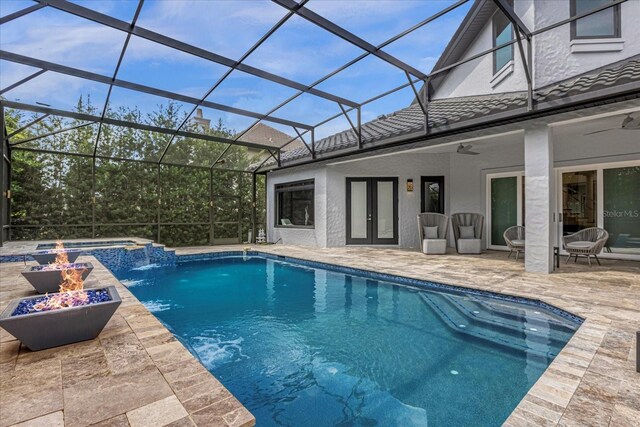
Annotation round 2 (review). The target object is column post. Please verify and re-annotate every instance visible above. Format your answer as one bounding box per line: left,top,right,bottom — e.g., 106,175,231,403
524,124,555,273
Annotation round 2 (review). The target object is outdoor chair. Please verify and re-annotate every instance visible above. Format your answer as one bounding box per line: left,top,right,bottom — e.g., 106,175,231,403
417,213,449,254
451,213,484,254
503,226,525,261
562,227,609,266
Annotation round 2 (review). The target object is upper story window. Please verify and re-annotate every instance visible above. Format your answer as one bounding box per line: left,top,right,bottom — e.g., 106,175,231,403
275,179,314,228
571,0,621,39
493,12,513,74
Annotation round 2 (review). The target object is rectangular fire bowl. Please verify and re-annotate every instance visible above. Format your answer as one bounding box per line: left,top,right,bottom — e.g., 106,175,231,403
0,286,121,351
21,262,94,294
31,249,82,265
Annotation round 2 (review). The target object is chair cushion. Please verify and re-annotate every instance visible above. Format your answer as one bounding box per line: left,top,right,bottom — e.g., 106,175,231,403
566,241,594,249
459,225,475,239
457,239,481,254
422,239,446,254
423,225,439,239
511,239,525,246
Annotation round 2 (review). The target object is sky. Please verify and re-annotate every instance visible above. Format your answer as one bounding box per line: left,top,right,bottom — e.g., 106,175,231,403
0,0,472,141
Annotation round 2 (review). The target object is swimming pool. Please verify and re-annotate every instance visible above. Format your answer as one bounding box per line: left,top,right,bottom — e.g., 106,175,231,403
118,254,580,426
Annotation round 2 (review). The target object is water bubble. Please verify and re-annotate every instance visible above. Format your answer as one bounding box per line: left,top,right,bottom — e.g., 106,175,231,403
450,370,459,375
459,324,466,328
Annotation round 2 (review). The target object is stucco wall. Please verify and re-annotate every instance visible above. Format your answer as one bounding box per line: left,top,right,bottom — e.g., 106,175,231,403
433,3,529,99
433,0,640,98
266,166,327,247
324,153,451,249
533,0,640,87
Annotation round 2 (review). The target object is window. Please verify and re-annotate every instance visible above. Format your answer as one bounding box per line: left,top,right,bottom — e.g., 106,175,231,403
493,12,514,74
421,176,445,214
275,180,314,227
571,0,621,39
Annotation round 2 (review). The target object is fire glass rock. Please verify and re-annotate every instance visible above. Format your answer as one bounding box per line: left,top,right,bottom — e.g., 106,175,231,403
0,286,121,351
31,249,82,265
21,262,94,294
11,288,112,316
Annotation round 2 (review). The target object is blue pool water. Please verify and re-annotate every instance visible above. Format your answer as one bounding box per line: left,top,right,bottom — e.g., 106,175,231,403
118,255,580,427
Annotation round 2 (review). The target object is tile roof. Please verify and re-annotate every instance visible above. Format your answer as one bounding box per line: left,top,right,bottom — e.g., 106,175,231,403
273,54,640,166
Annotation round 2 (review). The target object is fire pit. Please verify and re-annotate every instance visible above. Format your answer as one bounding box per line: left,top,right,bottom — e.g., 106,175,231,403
0,286,121,351
31,248,82,265
22,262,94,294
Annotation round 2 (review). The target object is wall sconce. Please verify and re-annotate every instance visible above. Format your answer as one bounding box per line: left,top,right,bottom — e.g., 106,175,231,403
406,179,414,192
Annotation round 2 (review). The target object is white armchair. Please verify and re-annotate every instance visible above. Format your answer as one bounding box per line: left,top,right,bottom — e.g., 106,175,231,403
451,213,484,254
417,213,449,254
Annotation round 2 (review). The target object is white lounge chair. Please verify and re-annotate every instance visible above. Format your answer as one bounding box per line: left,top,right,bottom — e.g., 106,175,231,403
417,213,449,254
451,213,484,254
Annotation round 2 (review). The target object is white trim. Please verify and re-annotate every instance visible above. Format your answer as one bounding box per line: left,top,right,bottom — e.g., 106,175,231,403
570,38,624,53
555,159,640,261
490,60,514,88
486,171,524,250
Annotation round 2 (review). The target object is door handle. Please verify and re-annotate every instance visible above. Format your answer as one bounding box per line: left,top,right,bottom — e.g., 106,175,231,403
559,213,563,222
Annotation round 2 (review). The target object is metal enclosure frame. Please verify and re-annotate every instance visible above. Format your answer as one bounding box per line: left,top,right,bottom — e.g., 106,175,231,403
0,0,631,246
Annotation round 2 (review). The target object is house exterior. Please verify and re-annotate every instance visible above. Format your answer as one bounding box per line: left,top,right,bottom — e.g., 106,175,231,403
263,0,640,273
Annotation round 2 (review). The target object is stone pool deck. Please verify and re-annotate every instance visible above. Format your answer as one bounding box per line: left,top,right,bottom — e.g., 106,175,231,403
0,255,254,427
1,243,639,426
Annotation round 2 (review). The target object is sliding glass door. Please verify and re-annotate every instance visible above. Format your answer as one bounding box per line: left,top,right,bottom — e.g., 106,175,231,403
487,172,524,249
557,162,640,259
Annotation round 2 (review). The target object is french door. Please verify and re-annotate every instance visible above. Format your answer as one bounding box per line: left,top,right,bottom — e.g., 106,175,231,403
346,178,398,245
557,161,640,259
486,172,524,249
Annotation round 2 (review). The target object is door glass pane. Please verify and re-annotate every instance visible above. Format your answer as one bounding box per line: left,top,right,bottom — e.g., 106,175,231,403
491,177,518,246
603,166,640,255
562,171,597,236
350,181,368,239
424,180,442,213
377,181,394,239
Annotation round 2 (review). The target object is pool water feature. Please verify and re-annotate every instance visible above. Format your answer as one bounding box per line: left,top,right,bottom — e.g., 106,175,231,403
36,240,137,250
118,255,580,426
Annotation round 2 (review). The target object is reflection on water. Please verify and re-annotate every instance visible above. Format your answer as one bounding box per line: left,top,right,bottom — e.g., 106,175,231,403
121,256,579,427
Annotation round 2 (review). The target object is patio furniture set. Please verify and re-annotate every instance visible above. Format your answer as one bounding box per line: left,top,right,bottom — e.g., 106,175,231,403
417,213,609,266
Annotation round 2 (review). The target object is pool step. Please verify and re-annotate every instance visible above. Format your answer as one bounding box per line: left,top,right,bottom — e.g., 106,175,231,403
419,292,564,359
441,293,577,336
464,295,576,331
433,292,573,348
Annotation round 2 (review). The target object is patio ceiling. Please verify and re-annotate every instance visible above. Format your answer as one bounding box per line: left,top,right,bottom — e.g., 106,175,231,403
0,0,632,172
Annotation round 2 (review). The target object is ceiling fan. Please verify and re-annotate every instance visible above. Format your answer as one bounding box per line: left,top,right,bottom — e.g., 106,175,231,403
456,143,479,155
584,113,640,135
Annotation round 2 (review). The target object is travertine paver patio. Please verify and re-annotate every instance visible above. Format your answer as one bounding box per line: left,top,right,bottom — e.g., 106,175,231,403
0,256,254,427
1,243,639,426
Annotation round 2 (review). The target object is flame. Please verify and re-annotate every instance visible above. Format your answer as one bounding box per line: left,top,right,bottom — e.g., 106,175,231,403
53,240,69,265
32,241,89,312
